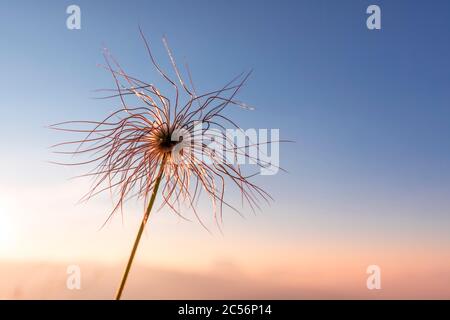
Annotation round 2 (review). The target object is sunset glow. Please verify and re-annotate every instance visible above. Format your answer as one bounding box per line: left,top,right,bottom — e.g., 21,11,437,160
1,0,450,300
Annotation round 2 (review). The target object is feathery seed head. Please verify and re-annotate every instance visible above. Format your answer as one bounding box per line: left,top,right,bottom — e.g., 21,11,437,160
51,31,281,229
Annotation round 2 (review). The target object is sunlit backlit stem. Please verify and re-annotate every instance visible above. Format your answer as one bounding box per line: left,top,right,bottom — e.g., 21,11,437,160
115,155,167,300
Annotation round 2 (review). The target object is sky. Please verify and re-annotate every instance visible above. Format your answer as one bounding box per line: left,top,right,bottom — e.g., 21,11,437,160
0,0,450,299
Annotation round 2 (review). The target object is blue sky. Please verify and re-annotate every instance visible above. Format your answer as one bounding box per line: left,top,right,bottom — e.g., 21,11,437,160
1,0,450,262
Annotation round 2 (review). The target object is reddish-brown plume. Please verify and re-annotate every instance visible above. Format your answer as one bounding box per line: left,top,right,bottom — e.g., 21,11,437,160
51,30,277,230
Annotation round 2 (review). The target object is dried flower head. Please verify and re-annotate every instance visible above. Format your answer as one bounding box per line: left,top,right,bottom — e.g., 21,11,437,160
51,30,281,230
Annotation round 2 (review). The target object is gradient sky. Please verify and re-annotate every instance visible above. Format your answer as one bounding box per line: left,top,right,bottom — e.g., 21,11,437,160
1,0,450,299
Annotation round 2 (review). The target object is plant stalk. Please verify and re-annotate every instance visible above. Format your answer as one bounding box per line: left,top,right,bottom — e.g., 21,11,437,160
115,156,167,300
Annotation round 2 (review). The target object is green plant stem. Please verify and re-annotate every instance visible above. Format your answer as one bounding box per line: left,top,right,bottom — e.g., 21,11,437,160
115,157,167,300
